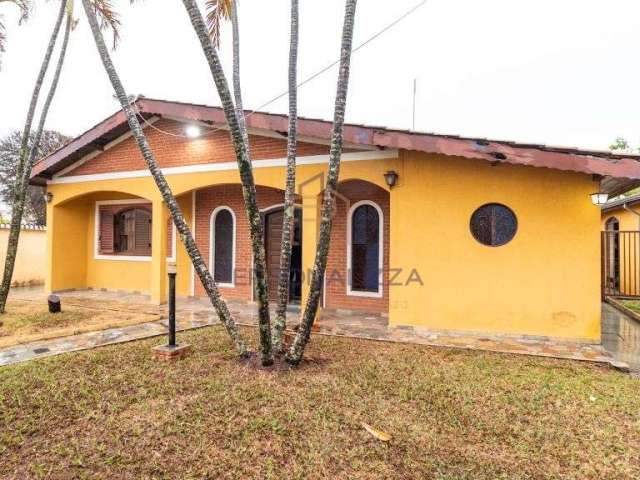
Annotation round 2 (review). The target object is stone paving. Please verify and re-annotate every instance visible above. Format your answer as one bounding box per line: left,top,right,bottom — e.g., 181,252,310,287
601,302,640,373
0,288,630,370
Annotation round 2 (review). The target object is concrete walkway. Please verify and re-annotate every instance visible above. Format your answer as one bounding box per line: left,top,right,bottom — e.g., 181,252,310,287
602,302,640,372
0,288,628,369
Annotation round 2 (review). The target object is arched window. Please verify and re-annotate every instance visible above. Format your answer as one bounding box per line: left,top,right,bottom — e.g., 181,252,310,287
605,217,619,231
210,207,235,286
347,200,383,297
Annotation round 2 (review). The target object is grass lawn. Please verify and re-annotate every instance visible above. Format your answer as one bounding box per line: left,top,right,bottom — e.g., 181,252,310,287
0,327,638,479
0,299,159,348
621,299,640,315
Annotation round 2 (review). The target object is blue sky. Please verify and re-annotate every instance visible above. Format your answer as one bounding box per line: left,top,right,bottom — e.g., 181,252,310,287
0,0,639,151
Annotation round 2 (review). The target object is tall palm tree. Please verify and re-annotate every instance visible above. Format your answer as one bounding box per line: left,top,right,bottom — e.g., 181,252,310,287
272,0,299,353
204,1,248,151
0,0,66,314
181,0,274,366
0,0,31,69
286,0,359,366
0,0,122,315
79,0,249,357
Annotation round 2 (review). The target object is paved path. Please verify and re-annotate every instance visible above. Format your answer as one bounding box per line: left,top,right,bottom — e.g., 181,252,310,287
601,302,640,373
0,289,630,370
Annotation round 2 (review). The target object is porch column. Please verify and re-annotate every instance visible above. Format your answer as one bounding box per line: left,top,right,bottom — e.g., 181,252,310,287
44,201,54,294
151,198,169,304
300,181,322,309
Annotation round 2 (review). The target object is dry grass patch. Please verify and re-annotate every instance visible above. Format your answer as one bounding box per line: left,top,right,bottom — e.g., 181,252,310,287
0,299,159,348
0,327,639,479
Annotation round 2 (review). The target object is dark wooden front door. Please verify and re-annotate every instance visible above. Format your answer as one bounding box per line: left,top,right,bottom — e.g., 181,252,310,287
264,208,302,303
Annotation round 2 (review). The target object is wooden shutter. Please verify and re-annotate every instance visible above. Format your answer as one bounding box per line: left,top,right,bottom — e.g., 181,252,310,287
99,209,115,254
134,209,151,252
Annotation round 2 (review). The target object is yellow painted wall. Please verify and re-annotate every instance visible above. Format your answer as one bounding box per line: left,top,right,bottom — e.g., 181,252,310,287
389,151,601,342
47,200,88,292
46,149,601,341
602,206,639,231
47,188,193,298
85,193,152,293
0,226,47,286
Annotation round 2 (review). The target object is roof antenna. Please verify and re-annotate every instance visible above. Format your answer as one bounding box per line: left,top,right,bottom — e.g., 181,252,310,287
412,78,417,131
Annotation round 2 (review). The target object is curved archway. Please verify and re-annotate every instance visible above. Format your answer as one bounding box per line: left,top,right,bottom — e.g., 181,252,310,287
321,179,389,313
605,216,619,231
604,216,620,294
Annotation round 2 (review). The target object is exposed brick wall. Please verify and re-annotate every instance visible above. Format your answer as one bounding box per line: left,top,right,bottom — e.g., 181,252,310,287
193,180,390,314
323,180,390,313
194,185,286,300
64,119,332,177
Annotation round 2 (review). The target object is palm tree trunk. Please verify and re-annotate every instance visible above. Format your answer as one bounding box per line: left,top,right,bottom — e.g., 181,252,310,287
230,0,249,154
80,0,248,357
286,0,358,366
0,0,66,314
272,0,299,353
180,0,273,366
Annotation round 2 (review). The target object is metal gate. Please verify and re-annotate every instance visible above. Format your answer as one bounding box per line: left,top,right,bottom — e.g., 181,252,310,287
602,230,640,298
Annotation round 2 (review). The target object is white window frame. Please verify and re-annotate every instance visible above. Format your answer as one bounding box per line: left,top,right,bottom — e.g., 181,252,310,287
209,206,236,288
346,200,383,298
94,199,152,262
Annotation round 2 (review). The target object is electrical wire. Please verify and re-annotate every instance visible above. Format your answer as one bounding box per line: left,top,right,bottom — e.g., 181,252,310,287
134,0,428,139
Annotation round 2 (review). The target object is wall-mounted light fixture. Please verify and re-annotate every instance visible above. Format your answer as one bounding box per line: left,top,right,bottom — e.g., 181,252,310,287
590,192,609,205
185,125,201,138
383,170,399,189
44,192,53,204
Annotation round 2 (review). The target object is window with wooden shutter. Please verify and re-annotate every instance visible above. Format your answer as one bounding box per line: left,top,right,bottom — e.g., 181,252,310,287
99,210,115,254
211,208,234,285
350,204,380,293
134,209,151,251
347,201,383,297
98,204,152,257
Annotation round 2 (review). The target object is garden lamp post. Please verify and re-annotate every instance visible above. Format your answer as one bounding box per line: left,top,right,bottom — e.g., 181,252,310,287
168,262,177,347
152,262,191,360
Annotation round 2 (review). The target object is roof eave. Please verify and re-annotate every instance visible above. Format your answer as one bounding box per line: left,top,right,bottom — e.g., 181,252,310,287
31,97,640,190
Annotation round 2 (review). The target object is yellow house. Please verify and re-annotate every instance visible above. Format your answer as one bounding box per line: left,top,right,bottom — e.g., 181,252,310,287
30,98,640,343
601,194,640,297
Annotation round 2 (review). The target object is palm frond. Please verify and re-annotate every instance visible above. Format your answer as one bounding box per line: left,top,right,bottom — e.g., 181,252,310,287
204,0,233,49
91,0,121,49
0,0,31,24
0,17,6,55
0,0,32,67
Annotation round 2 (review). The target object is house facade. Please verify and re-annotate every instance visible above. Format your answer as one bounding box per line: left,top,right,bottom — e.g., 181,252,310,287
31,98,640,342
601,194,640,297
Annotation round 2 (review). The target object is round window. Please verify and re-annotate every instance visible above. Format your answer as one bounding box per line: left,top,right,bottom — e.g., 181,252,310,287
470,203,517,246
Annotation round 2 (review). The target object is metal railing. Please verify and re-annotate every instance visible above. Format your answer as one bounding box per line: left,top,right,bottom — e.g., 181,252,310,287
602,230,640,298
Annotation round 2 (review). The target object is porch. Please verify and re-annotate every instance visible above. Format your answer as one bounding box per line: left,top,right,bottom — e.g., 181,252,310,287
1,287,624,369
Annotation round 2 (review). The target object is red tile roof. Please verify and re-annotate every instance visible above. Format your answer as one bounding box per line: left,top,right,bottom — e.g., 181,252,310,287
31,97,640,195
